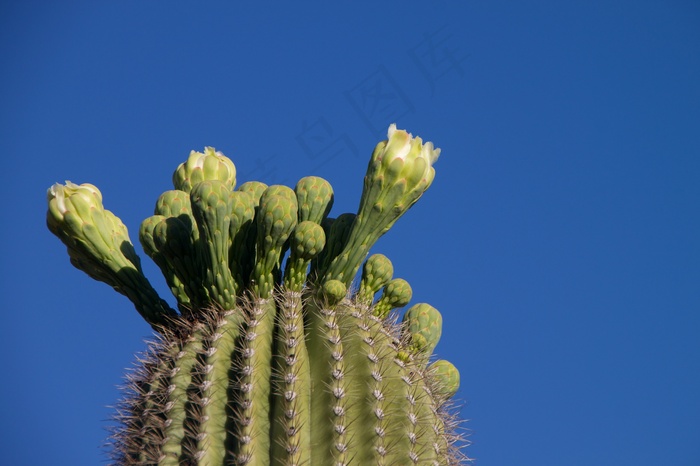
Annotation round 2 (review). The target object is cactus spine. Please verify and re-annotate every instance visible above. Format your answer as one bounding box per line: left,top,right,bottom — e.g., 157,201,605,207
46,125,466,465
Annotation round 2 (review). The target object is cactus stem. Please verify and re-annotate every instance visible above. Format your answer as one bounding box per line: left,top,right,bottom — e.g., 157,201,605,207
194,309,243,465
157,321,205,465
340,306,405,465
306,296,350,466
270,289,311,466
232,295,275,465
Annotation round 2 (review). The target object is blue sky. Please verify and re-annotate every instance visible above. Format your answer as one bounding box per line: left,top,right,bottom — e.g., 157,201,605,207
2,1,699,465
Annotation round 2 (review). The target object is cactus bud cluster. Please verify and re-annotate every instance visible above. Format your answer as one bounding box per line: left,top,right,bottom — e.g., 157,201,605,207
47,125,467,465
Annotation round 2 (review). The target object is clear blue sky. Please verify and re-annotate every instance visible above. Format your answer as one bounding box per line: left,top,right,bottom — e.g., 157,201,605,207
2,2,699,465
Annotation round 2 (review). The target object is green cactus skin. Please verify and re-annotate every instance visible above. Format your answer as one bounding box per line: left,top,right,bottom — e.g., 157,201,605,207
403,303,443,361
47,126,468,465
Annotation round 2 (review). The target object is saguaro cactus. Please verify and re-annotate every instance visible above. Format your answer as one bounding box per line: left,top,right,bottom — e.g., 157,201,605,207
47,125,466,465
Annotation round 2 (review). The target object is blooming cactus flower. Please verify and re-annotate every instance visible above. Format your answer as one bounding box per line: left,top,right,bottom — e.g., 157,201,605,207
323,124,440,285
173,147,237,192
375,123,440,190
47,181,175,327
47,181,102,214
47,181,130,264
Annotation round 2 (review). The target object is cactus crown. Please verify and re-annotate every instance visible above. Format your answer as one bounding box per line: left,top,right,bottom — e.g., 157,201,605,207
47,125,467,465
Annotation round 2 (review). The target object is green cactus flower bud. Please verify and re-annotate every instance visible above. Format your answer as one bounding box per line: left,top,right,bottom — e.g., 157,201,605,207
152,216,208,307
190,180,237,307
252,192,298,298
151,189,207,305
155,189,192,218
260,184,296,205
237,181,268,206
47,182,174,327
321,279,346,306
324,125,440,285
358,253,394,304
402,303,442,358
234,182,267,287
173,147,236,193
229,191,256,237
139,214,165,259
284,221,326,291
290,221,326,261
228,190,256,289
295,176,334,224
154,190,198,240
139,215,190,307
327,212,355,247
312,213,356,281
258,185,297,260
373,278,412,318
429,359,460,400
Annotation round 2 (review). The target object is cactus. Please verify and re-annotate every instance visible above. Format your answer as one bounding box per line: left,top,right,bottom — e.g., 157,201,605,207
46,126,467,465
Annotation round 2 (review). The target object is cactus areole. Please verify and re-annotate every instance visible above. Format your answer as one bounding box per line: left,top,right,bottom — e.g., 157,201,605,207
47,124,467,465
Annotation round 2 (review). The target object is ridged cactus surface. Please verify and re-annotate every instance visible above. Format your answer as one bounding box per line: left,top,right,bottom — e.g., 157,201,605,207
47,125,466,465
